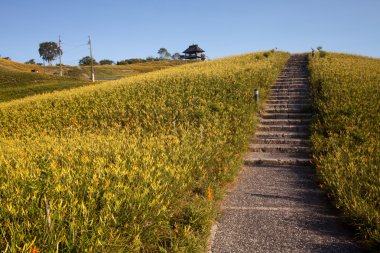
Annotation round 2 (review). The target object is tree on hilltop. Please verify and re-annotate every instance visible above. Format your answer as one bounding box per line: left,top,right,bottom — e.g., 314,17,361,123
172,52,181,60
25,59,36,64
158,48,171,59
99,59,114,65
38,42,61,65
79,56,98,66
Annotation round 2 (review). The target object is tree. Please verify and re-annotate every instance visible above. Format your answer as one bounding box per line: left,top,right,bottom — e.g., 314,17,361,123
38,42,61,65
79,56,97,66
146,56,156,61
316,46,327,57
25,59,36,64
157,48,171,59
117,58,146,65
99,59,114,65
172,52,181,60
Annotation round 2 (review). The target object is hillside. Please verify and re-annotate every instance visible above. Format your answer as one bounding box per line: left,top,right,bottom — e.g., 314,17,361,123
0,58,189,102
309,53,380,247
0,51,289,251
46,60,190,79
0,66,90,103
0,58,45,72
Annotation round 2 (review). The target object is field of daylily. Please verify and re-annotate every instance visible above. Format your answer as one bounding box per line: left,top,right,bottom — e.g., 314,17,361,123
309,53,380,247
0,51,289,252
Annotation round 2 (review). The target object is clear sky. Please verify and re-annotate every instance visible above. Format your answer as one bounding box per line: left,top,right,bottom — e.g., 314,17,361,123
1,0,379,65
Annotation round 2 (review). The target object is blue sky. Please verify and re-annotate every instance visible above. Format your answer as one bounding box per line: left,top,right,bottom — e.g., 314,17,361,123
1,0,379,65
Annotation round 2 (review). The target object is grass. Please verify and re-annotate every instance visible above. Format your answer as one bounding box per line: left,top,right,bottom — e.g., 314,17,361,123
41,61,191,80
0,51,289,252
0,59,189,103
0,68,91,103
309,53,380,248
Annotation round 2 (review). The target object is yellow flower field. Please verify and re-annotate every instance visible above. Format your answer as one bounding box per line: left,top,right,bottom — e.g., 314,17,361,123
0,52,289,252
309,53,380,247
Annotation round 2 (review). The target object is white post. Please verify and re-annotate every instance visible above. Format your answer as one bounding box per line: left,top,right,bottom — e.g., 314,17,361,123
59,35,63,77
254,88,259,104
88,36,95,82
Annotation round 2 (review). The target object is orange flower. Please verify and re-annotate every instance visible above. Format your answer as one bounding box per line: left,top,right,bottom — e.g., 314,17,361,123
207,186,213,201
72,118,79,126
173,223,179,233
31,246,39,253
82,154,90,163
50,161,58,169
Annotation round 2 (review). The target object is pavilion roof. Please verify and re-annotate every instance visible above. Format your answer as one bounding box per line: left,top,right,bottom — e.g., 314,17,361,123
183,44,205,54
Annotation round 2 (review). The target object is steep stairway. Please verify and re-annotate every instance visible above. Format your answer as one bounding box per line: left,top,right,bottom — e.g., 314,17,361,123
209,54,362,253
246,54,312,168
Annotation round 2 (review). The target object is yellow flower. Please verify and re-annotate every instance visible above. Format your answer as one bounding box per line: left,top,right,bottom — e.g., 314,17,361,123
82,154,90,163
50,161,58,169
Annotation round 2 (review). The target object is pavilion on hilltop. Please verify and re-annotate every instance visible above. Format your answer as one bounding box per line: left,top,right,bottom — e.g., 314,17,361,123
182,44,206,60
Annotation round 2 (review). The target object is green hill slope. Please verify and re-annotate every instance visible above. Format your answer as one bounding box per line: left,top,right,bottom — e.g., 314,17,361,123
0,59,189,102
309,53,380,247
49,61,190,79
0,51,289,251
0,67,91,102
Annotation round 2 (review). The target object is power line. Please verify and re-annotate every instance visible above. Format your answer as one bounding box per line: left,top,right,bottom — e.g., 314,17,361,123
61,42,88,47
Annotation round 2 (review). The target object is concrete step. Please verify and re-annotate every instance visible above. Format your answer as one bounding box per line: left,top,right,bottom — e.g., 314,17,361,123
274,84,309,87
275,83,309,86
245,152,311,167
271,86,309,90
265,104,310,110
276,80,309,84
269,96,310,100
273,84,309,88
278,75,309,78
268,95,310,100
277,77,309,80
276,77,309,84
260,119,312,125
253,138,310,145
255,131,309,139
261,113,312,119
269,92,309,97
257,124,309,132
271,89,310,93
263,108,312,114
249,143,310,153
266,99,311,104
272,83,309,87
281,66,307,69
279,71,308,74
279,69,307,71
270,89,310,94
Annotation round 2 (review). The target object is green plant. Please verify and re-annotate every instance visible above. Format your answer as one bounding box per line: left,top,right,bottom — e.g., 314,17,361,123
0,52,289,251
309,53,380,247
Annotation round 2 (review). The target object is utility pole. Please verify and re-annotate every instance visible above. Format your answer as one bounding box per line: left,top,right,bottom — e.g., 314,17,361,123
88,35,95,82
58,35,63,77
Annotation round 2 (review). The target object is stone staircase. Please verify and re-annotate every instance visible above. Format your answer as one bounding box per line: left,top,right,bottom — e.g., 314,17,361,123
209,54,362,253
246,54,312,168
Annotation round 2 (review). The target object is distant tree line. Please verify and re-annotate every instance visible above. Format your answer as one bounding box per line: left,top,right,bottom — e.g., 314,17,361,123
0,53,12,61
32,43,184,66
